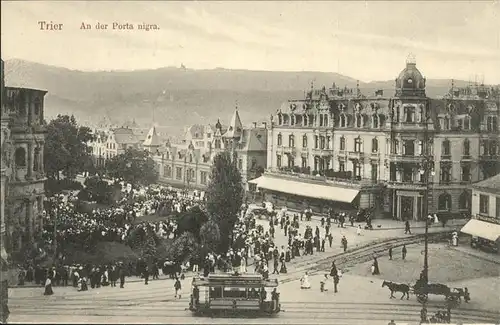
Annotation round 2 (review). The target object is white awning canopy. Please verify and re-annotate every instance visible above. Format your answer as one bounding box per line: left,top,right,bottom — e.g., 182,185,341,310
248,176,359,204
461,219,500,242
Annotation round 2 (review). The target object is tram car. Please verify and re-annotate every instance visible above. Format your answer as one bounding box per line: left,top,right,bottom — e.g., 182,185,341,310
189,273,281,316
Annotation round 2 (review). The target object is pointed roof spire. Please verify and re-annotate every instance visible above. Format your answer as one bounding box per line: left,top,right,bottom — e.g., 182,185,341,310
223,105,243,139
143,125,161,147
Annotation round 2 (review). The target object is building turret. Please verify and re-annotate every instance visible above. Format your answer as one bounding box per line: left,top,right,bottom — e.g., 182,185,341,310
223,105,243,140
143,125,161,152
395,54,426,97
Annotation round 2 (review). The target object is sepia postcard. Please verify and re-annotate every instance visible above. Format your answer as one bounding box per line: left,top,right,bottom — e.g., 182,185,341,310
0,1,499,324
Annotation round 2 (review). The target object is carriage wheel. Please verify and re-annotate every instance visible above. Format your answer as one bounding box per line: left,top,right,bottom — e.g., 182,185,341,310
417,294,427,303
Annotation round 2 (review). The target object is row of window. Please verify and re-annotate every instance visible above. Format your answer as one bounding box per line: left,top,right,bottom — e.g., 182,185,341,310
277,134,498,159
163,166,209,185
439,115,497,131
479,195,500,218
438,192,471,211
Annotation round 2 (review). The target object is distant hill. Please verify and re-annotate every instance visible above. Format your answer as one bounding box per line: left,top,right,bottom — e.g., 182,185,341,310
3,59,478,137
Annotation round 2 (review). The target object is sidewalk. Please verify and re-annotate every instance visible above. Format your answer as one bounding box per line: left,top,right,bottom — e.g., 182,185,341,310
449,244,500,265
247,203,468,230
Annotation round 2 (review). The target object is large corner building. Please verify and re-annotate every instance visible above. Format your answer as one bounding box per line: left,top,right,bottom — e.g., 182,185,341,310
252,57,500,220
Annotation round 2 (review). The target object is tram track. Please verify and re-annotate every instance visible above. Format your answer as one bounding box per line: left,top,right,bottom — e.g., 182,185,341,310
279,231,450,283
9,299,499,323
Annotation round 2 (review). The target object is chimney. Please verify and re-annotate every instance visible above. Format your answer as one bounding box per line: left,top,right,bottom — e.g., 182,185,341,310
262,122,267,129
253,122,257,128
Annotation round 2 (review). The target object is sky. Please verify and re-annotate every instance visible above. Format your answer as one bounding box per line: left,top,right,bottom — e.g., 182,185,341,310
1,1,500,83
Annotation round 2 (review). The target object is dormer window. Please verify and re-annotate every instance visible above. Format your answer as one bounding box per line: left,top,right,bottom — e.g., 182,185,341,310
340,114,347,128
278,113,283,125
355,114,362,128
372,114,379,128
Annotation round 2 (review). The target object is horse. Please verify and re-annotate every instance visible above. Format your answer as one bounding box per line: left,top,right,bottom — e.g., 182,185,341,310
382,280,410,300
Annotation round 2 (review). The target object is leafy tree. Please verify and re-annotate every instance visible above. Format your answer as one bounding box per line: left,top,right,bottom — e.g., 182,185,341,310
175,206,209,240
106,148,158,187
205,151,243,253
141,236,157,264
200,220,221,254
167,232,199,263
81,176,114,204
44,114,94,180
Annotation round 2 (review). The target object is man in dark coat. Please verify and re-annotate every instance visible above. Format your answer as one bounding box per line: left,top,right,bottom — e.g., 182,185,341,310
405,221,411,234
119,266,126,288
144,266,149,285
402,244,407,260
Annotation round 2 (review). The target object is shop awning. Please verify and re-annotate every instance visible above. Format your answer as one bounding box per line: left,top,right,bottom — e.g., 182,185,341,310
249,176,359,204
248,176,262,185
461,219,500,242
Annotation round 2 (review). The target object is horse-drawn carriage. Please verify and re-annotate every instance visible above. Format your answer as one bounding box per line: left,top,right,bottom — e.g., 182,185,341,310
382,279,470,307
413,281,469,307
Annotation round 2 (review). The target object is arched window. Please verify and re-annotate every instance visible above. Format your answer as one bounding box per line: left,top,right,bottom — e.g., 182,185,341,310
340,114,347,128
15,147,26,167
463,139,470,156
277,133,282,146
463,115,471,130
302,135,307,148
372,114,379,128
459,191,471,211
438,193,451,211
356,114,362,128
339,136,346,151
33,147,41,171
372,138,378,153
289,134,295,147
442,139,451,156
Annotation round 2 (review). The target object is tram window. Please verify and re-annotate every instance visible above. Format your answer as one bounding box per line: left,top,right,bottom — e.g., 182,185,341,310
223,287,247,299
248,288,260,299
210,287,223,298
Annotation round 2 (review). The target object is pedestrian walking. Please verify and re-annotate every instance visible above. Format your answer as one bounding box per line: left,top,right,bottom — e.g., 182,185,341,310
144,266,149,285
119,267,126,288
272,258,279,275
44,277,54,296
402,244,407,260
389,247,392,260
405,220,411,234
328,233,333,248
333,273,339,293
174,277,182,298
372,257,380,275
341,236,348,252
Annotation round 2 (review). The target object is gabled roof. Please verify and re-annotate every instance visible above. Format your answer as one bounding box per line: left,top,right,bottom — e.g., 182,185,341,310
223,108,243,138
112,127,139,144
187,124,205,139
143,125,162,147
472,173,500,194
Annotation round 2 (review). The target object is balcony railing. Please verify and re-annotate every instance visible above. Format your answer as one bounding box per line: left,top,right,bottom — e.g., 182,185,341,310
279,146,296,154
388,153,424,163
348,151,365,160
265,167,378,187
311,147,332,155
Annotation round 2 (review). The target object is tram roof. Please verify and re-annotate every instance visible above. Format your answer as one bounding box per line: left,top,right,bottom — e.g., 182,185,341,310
193,273,279,287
